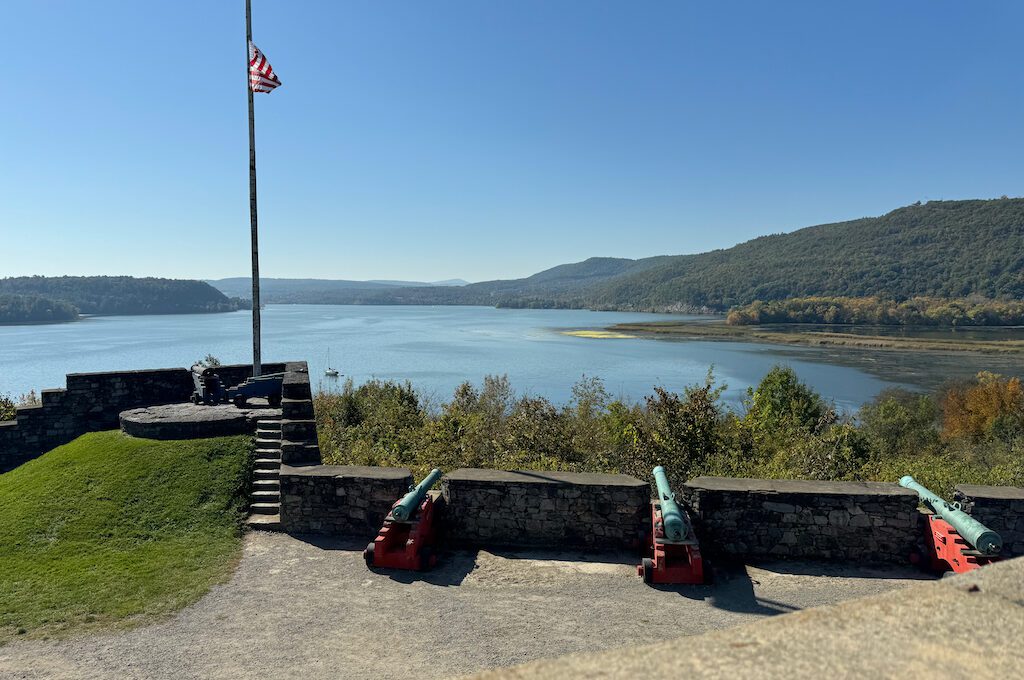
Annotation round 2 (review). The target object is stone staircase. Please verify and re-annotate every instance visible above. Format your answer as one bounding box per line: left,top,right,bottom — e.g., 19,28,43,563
246,415,284,531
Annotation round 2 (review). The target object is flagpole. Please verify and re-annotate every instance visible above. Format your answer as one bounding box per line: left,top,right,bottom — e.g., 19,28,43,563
245,0,262,377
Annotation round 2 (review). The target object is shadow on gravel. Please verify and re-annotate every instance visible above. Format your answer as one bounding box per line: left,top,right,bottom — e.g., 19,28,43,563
746,559,936,581
484,547,638,566
374,549,479,586
663,562,799,617
290,533,370,552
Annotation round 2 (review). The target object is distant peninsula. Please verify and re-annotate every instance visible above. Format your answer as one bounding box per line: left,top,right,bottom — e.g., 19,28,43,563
0,276,249,325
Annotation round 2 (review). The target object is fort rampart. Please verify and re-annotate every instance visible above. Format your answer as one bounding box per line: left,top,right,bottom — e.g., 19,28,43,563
0,361,290,472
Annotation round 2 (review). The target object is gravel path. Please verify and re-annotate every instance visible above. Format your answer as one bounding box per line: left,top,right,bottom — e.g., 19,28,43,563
0,532,931,679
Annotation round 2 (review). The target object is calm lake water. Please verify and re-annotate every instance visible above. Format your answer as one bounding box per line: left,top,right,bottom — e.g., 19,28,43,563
1,305,1019,411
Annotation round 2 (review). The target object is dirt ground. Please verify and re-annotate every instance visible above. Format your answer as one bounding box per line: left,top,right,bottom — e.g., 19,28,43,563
0,531,933,680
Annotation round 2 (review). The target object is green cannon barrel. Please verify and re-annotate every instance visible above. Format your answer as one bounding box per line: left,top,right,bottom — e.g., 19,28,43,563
899,475,1002,555
653,466,689,542
391,468,443,522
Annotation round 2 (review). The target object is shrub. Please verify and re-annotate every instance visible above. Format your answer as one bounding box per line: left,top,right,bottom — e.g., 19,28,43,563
941,372,1024,440
859,389,940,459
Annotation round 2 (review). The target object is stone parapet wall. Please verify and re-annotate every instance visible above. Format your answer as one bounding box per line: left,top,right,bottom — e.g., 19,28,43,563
954,484,1024,557
682,477,920,563
0,361,290,472
279,464,412,536
442,469,649,550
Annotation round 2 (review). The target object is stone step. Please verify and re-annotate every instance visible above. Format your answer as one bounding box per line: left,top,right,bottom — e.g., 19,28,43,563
249,502,280,515
255,438,281,450
282,378,312,401
281,397,314,420
253,477,279,489
246,513,283,531
254,452,281,463
251,489,280,503
280,441,321,465
254,458,281,468
257,419,282,429
256,428,282,439
254,468,280,480
280,419,317,442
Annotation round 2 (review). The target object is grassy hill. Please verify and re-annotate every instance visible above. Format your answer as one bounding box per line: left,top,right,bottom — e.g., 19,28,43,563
0,276,247,318
0,432,251,642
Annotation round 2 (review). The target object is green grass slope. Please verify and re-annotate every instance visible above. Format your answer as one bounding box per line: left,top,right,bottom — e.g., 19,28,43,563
0,431,252,643
592,198,1024,310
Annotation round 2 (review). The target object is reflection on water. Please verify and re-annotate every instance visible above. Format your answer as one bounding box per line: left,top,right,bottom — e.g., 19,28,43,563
1,305,1021,412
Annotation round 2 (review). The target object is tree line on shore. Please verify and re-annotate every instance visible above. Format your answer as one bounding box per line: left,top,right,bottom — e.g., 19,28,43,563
0,276,249,323
0,294,79,324
313,367,1024,495
725,296,1024,327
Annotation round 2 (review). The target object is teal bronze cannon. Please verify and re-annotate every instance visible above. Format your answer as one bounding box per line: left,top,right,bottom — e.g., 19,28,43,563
639,466,705,584
365,468,445,571
391,468,443,522
899,475,1002,573
653,465,689,542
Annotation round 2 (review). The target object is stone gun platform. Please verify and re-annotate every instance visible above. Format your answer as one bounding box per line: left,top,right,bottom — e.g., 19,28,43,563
119,401,282,439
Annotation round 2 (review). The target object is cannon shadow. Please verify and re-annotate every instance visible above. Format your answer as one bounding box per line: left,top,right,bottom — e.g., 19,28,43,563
289,533,480,586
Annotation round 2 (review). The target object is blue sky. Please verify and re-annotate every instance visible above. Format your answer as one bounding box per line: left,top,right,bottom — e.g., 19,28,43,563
2,1,1022,282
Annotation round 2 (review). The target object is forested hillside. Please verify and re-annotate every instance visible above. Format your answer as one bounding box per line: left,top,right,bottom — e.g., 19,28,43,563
0,276,247,318
590,199,1024,310
0,294,79,324
208,198,1024,314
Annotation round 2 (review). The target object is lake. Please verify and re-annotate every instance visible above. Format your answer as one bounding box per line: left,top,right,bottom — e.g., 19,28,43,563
1,305,1017,412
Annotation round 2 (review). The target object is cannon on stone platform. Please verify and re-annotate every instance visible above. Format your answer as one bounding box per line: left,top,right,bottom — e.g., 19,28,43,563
226,372,283,408
365,468,445,571
190,364,228,405
638,465,706,585
899,475,1002,574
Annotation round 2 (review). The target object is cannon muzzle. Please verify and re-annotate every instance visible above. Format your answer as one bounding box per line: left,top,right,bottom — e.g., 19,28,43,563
653,465,689,542
391,468,443,522
899,475,1002,555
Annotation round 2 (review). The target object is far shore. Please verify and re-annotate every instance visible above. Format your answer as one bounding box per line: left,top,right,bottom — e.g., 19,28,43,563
606,320,1024,355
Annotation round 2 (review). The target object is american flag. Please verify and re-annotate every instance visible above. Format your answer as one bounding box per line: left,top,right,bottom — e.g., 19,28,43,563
249,41,281,93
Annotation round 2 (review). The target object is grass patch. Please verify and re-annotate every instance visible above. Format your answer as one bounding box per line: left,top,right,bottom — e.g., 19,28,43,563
610,320,1024,354
0,431,252,644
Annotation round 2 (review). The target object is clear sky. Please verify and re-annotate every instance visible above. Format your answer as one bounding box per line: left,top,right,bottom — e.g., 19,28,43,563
2,1,1022,283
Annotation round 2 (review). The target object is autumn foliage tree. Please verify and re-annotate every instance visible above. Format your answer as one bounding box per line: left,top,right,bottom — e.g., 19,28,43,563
941,372,1024,440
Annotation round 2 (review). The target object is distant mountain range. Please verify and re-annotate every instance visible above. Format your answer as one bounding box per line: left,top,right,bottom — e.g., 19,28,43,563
208,198,1024,312
206,277,469,303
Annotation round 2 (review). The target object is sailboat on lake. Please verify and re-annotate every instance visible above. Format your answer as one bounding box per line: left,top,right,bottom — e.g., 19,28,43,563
325,347,340,377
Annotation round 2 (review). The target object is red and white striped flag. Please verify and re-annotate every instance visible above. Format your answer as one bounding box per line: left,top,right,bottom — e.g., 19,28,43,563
249,41,281,93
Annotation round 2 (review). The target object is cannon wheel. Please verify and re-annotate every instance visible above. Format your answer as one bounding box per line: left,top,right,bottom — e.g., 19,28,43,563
641,557,654,584
363,542,375,568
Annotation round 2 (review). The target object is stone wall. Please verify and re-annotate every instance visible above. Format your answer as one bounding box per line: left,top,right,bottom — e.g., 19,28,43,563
279,464,412,537
0,362,288,472
442,469,649,550
954,484,1024,557
682,477,920,563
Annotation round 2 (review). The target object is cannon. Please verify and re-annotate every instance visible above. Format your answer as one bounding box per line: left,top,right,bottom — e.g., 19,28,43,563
638,465,706,585
226,372,283,408
190,364,228,405
899,475,1002,574
364,468,445,571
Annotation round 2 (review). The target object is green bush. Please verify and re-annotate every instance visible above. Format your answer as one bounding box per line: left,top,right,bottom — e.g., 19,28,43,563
313,368,1024,494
